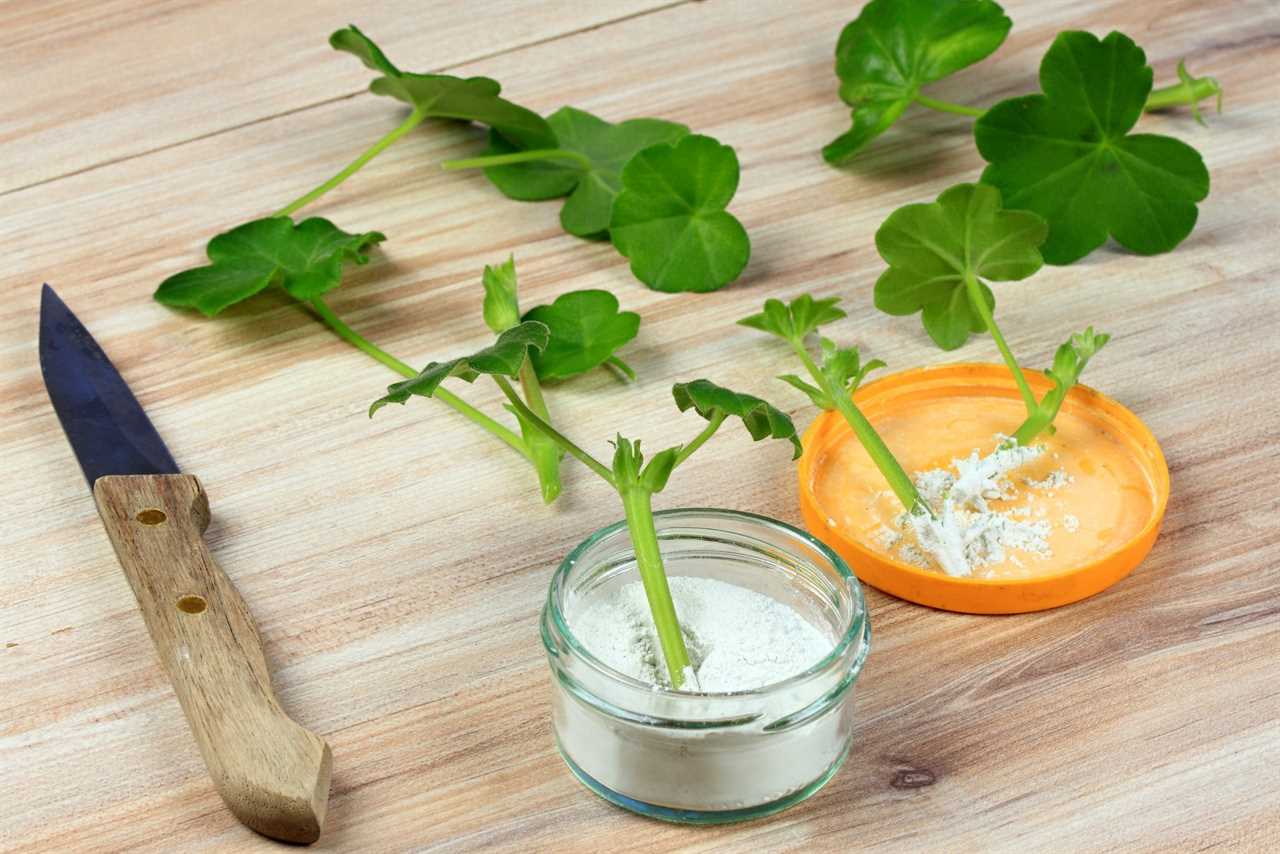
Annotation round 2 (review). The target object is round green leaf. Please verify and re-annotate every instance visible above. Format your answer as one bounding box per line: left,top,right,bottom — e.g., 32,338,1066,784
522,289,640,381
873,183,1043,350
609,135,750,293
976,30,1210,264
483,107,689,237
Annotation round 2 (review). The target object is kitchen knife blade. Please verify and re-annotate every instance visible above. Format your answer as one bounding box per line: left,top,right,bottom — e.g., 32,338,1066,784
38,285,331,844
39,284,179,485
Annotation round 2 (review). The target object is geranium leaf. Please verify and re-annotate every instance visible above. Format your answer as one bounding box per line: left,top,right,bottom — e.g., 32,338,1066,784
873,182,1045,350
154,216,385,316
975,30,1210,264
738,294,847,344
825,0,1011,164
672,379,801,458
482,107,689,237
330,25,555,150
610,135,750,293
522,289,640,381
369,321,549,414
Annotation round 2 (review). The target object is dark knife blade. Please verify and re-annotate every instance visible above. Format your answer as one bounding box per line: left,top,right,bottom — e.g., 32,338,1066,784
38,284,179,486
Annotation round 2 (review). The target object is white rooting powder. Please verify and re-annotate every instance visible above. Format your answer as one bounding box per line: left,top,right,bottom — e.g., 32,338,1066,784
571,576,832,692
888,437,1070,577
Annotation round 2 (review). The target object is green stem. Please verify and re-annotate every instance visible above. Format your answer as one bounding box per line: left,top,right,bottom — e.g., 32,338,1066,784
913,94,985,117
309,297,416,376
914,67,1221,124
1011,393,1061,447
441,148,594,171
1145,68,1223,114
518,360,564,503
519,360,551,421
308,297,529,458
794,342,927,516
620,485,693,689
496,375,692,688
493,375,616,486
274,108,427,218
605,356,637,382
963,271,1038,418
832,393,926,515
673,412,726,468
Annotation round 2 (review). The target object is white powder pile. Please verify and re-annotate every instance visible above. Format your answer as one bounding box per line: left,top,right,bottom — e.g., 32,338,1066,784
879,436,1077,578
949,441,1044,511
571,576,833,693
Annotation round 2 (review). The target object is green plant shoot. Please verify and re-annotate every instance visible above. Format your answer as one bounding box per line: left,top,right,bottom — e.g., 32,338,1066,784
158,238,637,501
826,4,1220,264
825,0,1012,164
479,258,562,502
739,295,929,518
374,363,800,689
873,183,1110,443
243,26,752,294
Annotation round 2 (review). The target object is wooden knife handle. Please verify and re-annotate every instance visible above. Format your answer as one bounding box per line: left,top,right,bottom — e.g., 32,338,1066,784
94,474,331,844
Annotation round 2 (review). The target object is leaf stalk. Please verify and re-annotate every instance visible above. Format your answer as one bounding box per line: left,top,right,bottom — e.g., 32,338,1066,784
792,341,927,517
962,270,1038,417
913,67,1222,124
275,107,427,218
309,296,530,458
912,94,985,117
518,359,564,503
494,375,616,485
441,148,594,171
672,412,726,468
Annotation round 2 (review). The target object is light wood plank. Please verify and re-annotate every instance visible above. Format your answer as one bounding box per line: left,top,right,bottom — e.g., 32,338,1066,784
0,0,685,192
2,0,1278,850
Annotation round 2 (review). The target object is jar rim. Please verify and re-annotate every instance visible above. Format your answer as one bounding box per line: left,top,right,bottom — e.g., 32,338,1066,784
545,507,870,700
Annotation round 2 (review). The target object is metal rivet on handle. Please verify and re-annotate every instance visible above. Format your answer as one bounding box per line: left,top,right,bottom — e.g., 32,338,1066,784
176,595,207,614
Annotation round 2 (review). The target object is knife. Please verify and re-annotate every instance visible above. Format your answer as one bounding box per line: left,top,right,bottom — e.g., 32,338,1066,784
38,285,331,844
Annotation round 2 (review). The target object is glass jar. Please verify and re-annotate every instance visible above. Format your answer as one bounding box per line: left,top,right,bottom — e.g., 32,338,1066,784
541,508,871,823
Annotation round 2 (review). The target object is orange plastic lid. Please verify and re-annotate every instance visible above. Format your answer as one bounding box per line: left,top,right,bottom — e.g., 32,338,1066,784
797,363,1170,614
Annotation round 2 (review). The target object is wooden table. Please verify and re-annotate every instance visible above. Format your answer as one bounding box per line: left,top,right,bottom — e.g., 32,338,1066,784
3,1,1278,850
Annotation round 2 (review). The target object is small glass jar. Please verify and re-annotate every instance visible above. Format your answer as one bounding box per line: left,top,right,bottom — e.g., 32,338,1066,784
541,508,871,823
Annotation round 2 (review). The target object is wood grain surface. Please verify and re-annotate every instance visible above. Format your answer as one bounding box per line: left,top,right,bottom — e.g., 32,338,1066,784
2,0,1278,851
